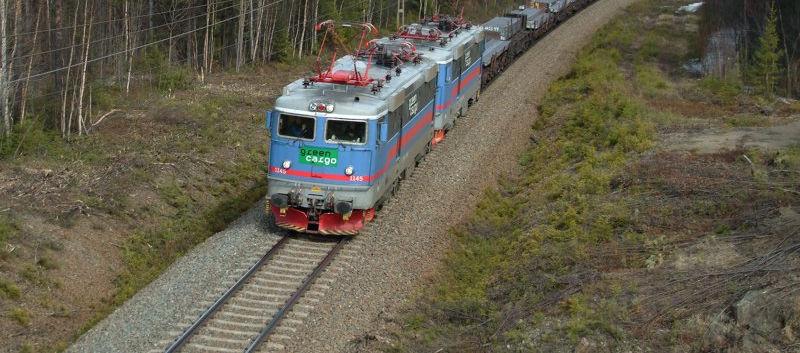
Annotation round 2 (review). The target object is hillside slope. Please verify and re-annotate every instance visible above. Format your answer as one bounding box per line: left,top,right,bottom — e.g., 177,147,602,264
388,1,800,352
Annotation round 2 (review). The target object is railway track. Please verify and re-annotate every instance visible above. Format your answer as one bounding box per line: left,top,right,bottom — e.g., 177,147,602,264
159,235,347,353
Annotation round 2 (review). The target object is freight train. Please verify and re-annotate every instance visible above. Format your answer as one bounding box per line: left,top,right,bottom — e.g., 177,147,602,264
265,0,596,235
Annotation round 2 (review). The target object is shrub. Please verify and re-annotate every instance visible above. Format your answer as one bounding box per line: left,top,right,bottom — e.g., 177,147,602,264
137,47,193,93
0,214,16,245
0,278,21,299
698,77,742,105
0,118,66,160
9,307,31,326
635,63,670,98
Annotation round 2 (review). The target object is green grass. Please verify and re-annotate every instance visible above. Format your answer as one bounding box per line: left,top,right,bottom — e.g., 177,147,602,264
0,278,21,299
9,307,31,326
724,114,770,127
774,145,800,170
109,150,267,314
0,214,17,261
635,63,670,98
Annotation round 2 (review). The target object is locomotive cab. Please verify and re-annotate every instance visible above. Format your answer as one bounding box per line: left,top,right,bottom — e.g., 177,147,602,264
266,50,437,235
266,103,379,235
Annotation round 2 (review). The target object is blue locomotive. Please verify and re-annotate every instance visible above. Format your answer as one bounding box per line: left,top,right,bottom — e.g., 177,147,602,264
265,1,593,235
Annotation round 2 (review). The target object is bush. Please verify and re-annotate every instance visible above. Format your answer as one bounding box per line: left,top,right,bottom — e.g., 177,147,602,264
635,63,670,98
0,119,66,160
0,278,21,299
698,77,742,104
0,214,16,245
137,47,193,93
9,307,30,326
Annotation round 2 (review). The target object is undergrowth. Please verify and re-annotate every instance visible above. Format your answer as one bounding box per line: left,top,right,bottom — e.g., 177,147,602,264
390,1,800,352
78,147,268,335
389,5,657,351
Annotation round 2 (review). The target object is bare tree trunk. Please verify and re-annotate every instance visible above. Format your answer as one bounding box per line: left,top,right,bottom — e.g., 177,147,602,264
289,0,298,56
0,0,9,137
236,0,246,71
7,0,22,120
67,77,77,137
249,0,254,60
148,0,154,36
62,3,81,137
53,0,64,89
266,7,277,60
209,2,216,74
77,0,93,136
125,0,133,93
19,4,43,122
298,0,308,59
251,0,265,62
312,0,318,52
203,0,211,76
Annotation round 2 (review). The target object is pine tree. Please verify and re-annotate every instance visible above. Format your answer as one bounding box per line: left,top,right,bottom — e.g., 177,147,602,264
272,28,292,63
751,4,783,98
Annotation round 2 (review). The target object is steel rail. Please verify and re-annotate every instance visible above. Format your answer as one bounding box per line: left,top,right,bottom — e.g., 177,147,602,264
164,236,290,353
243,238,347,353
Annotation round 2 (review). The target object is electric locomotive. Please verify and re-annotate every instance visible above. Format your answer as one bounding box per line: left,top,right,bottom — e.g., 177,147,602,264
265,1,596,235
266,22,439,235
394,15,484,144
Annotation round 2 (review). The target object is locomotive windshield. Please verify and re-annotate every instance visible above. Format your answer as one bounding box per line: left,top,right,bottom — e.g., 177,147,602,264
278,114,315,140
325,120,367,144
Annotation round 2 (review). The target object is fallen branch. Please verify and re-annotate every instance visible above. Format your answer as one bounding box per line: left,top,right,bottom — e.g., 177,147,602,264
153,162,177,168
87,109,121,132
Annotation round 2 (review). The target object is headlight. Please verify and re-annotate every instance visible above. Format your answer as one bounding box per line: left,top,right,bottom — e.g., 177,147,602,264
282,160,292,169
326,104,335,113
344,166,354,176
309,102,317,111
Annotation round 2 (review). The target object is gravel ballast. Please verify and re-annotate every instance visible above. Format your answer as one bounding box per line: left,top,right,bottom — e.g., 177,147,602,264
67,1,637,351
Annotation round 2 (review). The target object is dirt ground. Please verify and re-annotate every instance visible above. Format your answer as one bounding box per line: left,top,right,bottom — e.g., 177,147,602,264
662,116,800,153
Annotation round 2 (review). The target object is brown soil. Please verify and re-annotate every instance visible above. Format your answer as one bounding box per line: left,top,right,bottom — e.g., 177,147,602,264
663,119,800,154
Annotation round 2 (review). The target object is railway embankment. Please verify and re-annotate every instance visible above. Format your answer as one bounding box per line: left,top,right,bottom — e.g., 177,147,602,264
0,65,305,351
386,1,800,352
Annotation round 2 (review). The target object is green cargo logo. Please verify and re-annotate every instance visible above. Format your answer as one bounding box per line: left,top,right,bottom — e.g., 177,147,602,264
299,147,338,166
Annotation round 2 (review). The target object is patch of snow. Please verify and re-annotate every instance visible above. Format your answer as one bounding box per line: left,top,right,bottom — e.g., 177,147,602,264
678,2,703,14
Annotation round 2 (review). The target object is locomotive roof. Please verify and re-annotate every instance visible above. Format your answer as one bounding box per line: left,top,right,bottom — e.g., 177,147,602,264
275,51,437,120
535,0,566,5
402,24,484,64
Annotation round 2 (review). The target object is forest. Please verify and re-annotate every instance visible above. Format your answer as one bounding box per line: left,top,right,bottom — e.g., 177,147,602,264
0,0,796,147
699,0,799,98
0,0,517,144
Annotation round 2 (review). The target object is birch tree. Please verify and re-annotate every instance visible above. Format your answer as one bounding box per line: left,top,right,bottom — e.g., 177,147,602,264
1,0,9,138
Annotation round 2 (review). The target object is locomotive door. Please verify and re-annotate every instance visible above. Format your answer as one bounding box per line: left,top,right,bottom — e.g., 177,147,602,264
389,109,402,179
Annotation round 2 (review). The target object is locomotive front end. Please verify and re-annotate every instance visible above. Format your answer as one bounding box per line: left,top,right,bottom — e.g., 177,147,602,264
266,87,381,235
